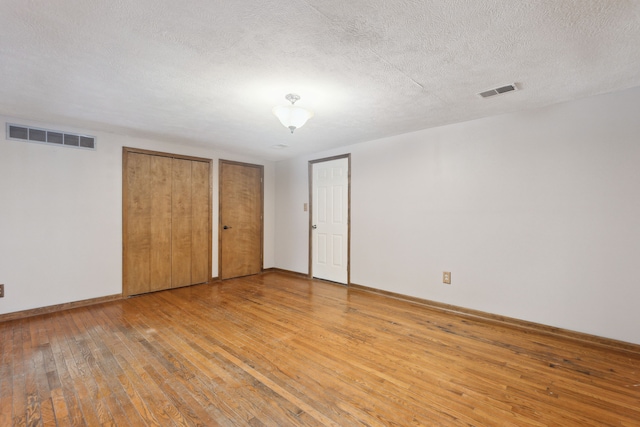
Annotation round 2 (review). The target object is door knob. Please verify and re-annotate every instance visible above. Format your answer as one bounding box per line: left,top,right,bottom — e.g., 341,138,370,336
223,225,232,230
312,225,317,229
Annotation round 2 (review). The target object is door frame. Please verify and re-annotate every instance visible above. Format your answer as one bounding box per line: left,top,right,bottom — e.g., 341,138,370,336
218,159,264,279
308,154,351,284
122,147,213,297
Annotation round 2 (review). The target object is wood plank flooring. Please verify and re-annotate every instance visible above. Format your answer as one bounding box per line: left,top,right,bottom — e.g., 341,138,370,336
1,272,639,426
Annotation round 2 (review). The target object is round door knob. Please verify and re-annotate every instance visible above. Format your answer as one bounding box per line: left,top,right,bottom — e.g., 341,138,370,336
312,225,317,229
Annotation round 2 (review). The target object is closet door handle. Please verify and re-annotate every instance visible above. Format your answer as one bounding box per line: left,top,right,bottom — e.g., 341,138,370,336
223,225,232,230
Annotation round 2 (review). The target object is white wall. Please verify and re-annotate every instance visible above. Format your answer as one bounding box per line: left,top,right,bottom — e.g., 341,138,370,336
0,116,275,314
275,86,640,345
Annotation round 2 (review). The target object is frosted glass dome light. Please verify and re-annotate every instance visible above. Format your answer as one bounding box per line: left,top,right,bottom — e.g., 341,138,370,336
272,94,314,133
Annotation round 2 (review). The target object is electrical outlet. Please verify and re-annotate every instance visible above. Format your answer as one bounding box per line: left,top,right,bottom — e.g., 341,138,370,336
0,284,4,298
443,272,451,285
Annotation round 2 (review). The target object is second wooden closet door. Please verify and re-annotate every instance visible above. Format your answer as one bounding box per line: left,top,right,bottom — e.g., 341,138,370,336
149,155,172,290
171,158,193,288
171,158,210,287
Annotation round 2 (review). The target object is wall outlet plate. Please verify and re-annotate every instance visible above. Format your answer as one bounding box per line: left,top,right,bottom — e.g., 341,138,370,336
443,272,451,285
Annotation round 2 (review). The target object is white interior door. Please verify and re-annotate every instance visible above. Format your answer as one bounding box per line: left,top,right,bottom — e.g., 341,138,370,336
311,157,349,284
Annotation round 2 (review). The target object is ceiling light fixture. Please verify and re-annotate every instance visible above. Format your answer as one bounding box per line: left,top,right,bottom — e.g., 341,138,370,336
272,94,314,133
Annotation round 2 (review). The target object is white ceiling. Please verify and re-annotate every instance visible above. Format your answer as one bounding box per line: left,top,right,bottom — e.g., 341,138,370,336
2,1,640,161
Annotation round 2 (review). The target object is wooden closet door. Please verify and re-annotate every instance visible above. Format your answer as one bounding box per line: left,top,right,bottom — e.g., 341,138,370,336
171,158,193,288
191,160,210,284
125,154,173,295
125,153,151,295
149,155,172,290
219,161,263,279
124,148,212,296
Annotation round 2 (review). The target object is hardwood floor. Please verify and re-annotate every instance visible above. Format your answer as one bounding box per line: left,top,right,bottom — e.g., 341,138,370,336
1,272,639,426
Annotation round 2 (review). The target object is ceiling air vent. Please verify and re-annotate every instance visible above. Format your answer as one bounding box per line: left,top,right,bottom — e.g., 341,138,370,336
6,123,96,150
478,83,518,98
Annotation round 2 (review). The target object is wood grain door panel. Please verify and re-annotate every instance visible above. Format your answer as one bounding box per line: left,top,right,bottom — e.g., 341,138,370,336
219,161,263,280
191,160,210,284
171,158,193,288
125,153,151,295
149,155,172,291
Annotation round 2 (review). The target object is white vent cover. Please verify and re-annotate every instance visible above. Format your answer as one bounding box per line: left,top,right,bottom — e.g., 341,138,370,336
478,84,518,98
6,123,96,150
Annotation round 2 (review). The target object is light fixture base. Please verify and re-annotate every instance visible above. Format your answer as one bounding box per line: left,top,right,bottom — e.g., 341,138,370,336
285,93,300,104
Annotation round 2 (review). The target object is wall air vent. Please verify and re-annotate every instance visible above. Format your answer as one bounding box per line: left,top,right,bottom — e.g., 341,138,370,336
6,123,96,150
478,83,518,98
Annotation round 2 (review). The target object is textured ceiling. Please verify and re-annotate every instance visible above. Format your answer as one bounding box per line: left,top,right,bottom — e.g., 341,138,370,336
1,0,640,160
